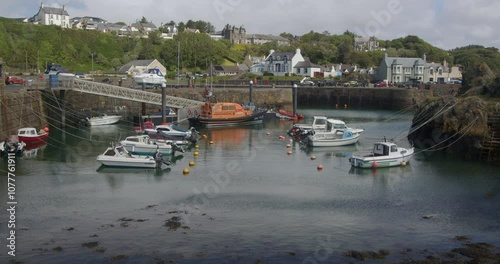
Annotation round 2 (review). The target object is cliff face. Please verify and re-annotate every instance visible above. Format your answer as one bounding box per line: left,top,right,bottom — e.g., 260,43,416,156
408,96,494,160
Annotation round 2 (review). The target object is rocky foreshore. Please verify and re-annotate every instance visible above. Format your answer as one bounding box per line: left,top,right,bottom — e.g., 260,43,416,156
408,95,498,160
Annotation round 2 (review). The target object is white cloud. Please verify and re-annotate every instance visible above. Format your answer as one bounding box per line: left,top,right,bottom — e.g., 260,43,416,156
2,0,499,49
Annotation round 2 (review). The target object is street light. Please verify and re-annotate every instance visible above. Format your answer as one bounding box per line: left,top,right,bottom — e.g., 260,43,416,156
91,53,96,73
249,80,254,103
292,83,298,117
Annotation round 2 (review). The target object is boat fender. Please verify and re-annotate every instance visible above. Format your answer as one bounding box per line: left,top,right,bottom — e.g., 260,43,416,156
372,161,379,168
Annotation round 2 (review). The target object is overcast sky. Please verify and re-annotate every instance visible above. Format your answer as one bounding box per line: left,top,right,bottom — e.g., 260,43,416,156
2,0,499,50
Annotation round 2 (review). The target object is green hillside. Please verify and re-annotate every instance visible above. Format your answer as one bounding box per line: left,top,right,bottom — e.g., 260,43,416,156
1,17,499,75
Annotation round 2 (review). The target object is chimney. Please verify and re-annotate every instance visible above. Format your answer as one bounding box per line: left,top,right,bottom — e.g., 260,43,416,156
423,53,427,62
296,48,301,55
384,52,388,58
41,2,44,8
443,59,448,67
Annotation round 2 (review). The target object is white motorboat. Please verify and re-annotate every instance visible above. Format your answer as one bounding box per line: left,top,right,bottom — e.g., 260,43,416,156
133,68,166,87
289,116,364,140
349,140,414,169
96,144,170,168
305,129,360,147
145,124,199,142
120,135,185,156
86,114,122,126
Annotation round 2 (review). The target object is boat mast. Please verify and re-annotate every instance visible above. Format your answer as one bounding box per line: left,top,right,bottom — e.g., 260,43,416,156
177,42,180,86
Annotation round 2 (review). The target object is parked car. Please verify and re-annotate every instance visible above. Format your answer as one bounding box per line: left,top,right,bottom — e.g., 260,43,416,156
5,76,26,85
344,80,358,87
374,81,387,87
301,80,315,86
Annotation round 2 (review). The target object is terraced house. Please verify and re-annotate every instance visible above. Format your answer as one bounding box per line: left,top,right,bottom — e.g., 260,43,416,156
377,53,429,83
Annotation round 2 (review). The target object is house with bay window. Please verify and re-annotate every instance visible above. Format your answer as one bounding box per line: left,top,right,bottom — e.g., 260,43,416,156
264,49,307,77
377,53,429,83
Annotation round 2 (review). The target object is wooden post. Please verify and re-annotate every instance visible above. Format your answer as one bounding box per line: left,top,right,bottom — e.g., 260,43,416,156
0,58,9,138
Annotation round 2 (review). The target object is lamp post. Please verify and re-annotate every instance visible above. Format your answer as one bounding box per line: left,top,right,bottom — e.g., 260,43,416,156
91,53,95,73
249,80,253,103
292,83,298,117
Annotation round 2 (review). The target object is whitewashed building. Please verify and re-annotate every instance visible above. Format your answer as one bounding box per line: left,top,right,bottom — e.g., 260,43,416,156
264,49,306,77
32,3,70,28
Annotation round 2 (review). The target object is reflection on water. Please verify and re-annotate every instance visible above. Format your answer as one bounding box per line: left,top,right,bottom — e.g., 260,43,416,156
1,109,499,264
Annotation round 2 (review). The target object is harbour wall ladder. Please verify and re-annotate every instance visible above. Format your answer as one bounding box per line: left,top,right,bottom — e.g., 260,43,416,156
480,113,500,163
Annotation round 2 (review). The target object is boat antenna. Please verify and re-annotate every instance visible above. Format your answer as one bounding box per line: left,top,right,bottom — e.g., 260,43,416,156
384,136,387,142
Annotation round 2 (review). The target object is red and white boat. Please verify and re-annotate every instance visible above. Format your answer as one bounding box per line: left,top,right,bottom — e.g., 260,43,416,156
17,127,49,144
275,109,304,121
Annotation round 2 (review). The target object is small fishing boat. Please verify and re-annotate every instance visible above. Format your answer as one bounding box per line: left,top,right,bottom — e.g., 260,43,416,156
17,127,49,144
289,116,364,140
349,139,414,168
305,129,360,147
86,114,122,126
120,135,185,156
96,143,170,168
133,68,166,87
275,109,303,121
188,101,267,127
144,124,199,142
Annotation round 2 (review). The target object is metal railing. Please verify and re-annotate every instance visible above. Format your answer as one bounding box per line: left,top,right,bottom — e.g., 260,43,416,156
53,79,204,109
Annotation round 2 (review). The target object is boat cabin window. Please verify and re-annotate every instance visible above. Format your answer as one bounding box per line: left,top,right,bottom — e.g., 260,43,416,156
391,145,398,152
326,122,333,131
222,105,235,111
19,131,26,135
128,138,139,142
104,149,116,156
373,144,389,156
158,128,170,132
334,124,346,129
30,130,35,135
315,119,327,126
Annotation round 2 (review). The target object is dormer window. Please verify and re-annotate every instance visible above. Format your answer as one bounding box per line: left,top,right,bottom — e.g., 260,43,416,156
438,68,443,75
430,68,434,75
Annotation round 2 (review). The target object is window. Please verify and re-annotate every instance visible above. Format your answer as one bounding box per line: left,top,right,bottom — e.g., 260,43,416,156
418,67,423,74
404,68,411,74
394,66,401,74
438,68,443,75
391,145,397,152
304,68,308,74
297,68,300,74
430,68,434,75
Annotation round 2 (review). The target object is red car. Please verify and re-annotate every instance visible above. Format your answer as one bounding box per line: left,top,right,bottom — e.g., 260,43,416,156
5,76,26,85
374,81,387,87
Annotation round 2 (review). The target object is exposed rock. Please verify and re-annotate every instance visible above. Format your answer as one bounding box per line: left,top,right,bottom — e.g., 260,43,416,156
409,96,496,160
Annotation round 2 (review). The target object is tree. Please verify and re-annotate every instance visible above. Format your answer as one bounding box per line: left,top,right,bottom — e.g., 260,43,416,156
140,16,148,23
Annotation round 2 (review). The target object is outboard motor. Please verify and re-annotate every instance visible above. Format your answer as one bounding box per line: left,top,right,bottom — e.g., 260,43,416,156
171,142,185,153
154,149,171,168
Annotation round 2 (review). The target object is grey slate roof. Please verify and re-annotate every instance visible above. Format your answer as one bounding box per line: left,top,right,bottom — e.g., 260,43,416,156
41,7,69,16
118,60,156,73
385,57,426,67
249,34,289,42
267,52,294,61
294,61,320,68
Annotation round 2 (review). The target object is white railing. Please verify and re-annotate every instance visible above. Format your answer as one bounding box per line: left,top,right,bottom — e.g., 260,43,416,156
55,79,204,109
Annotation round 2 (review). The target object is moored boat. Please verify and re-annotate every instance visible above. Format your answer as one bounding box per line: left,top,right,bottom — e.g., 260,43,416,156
305,129,360,147
188,101,267,127
17,127,49,144
96,143,170,168
289,116,364,140
133,68,166,87
275,109,304,121
120,135,185,156
349,140,414,168
86,114,122,126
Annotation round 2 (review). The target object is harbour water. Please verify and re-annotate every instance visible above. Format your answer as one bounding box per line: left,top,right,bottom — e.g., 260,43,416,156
0,108,499,263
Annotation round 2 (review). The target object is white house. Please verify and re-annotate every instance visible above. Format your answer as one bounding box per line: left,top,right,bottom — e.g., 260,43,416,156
118,59,167,76
264,49,305,77
294,61,322,77
32,3,70,28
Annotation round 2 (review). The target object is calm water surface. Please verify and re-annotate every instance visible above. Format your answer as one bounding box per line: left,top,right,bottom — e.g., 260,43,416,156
0,108,499,264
